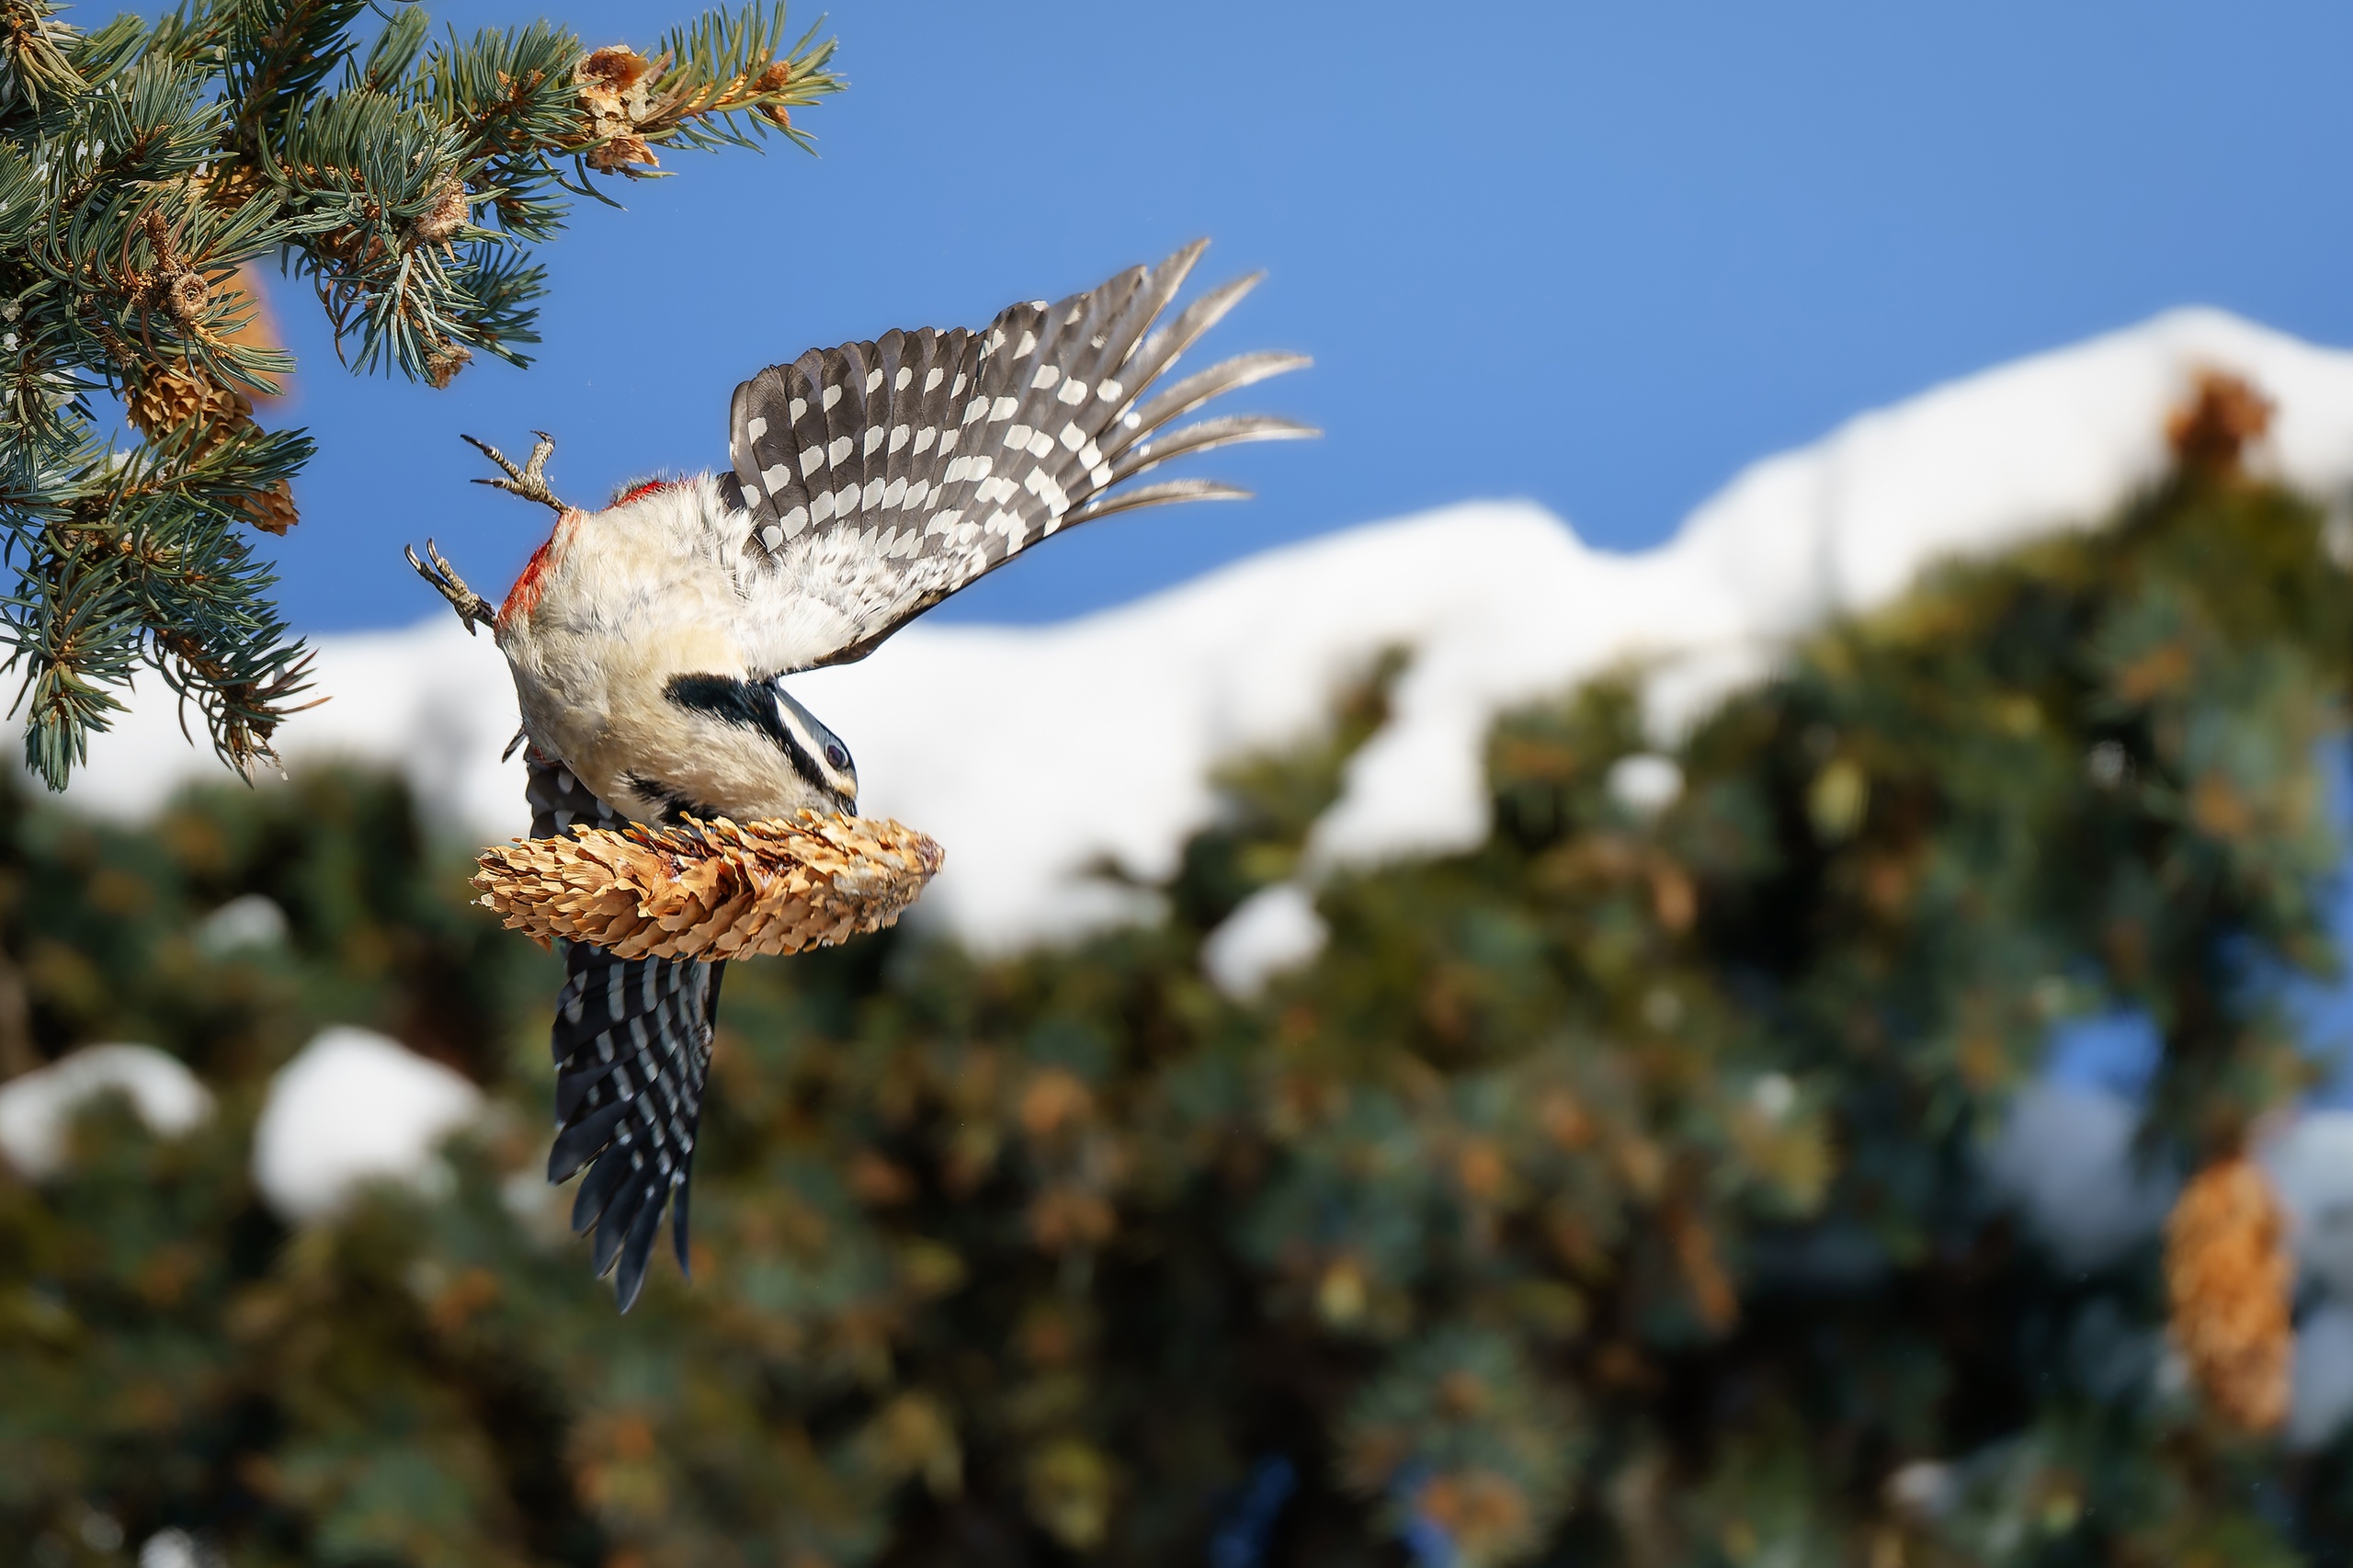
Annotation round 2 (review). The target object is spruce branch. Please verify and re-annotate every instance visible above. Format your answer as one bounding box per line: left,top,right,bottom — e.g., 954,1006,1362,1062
0,0,85,111
5,529,142,789
0,0,842,787
355,3,428,94
61,10,141,83
642,4,837,153
222,0,373,160
563,4,840,176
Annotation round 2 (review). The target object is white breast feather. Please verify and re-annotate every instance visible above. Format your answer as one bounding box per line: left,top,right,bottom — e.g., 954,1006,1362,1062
516,474,983,680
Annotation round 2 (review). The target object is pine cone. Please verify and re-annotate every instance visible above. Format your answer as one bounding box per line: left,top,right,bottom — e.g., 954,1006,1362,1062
2165,1153,2292,1433
123,367,298,535
125,364,252,436
422,340,472,390
239,481,298,537
407,177,470,249
472,811,944,960
577,46,661,172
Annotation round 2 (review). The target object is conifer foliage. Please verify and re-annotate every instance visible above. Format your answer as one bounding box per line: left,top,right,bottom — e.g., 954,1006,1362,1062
0,0,839,791
8,381,2353,1563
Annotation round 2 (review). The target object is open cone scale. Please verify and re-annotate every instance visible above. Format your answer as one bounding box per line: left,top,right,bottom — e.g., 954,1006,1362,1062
474,812,944,960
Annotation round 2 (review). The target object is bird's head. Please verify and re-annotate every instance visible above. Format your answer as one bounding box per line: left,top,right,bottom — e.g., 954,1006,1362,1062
607,671,858,825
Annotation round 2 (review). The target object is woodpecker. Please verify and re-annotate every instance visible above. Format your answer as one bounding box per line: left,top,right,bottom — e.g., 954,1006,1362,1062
409,240,1312,1308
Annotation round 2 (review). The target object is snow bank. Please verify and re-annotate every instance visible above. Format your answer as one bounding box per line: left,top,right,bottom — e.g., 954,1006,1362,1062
1984,1082,2176,1270
1313,309,2353,867
48,618,529,835
1202,883,1330,999
2269,1115,2353,1449
0,1043,214,1176
251,1026,485,1221
38,309,2353,954
2293,1303,2353,1450
2264,1111,2353,1298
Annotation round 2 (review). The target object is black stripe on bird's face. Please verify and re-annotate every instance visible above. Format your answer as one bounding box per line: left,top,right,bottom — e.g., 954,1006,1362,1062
622,772,724,826
662,673,858,808
768,680,858,803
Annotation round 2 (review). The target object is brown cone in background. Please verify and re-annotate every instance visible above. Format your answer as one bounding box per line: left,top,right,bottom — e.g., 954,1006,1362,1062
2164,1153,2293,1433
2165,369,2273,477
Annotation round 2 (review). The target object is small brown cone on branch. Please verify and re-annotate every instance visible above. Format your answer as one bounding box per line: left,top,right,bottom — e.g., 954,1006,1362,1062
122,267,297,534
473,812,944,960
577,46,660,172
2164,1153,2292,1433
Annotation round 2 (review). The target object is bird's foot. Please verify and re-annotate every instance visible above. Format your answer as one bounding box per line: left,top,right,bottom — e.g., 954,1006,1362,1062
462,429,569,515
405,538,496,635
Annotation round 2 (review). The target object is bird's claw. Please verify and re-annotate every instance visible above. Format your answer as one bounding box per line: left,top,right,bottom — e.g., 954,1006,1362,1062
406,538,496,635
462,429,569,515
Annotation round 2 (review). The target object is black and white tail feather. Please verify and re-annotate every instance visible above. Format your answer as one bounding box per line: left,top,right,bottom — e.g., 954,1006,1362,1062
722,238,1314,673
528,754,722,1312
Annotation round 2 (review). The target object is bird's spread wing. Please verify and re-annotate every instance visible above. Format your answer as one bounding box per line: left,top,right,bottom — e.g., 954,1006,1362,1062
527,754,723,1312
721,239,1313,673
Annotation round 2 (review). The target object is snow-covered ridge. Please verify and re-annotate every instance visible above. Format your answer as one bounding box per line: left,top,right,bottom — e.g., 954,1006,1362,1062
0,1044,212,1177
41,308,2353,949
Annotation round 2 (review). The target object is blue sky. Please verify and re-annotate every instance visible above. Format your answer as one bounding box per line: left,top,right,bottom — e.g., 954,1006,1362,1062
223,0,2353,631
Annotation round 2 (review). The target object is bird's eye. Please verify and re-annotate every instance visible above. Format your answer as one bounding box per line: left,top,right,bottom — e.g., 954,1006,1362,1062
825,744,849,770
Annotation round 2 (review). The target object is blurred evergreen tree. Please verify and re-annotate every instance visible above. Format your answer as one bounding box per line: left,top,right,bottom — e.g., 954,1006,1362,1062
6,376,2353,1564
0,0,839,790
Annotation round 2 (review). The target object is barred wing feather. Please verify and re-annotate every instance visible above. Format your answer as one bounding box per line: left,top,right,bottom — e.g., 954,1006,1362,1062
722,239,1313,673
526,754,722,1312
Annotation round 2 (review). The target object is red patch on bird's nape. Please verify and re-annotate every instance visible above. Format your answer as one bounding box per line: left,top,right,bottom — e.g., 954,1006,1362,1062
499,476,694,627
608,477,682,508
497,523,566,625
